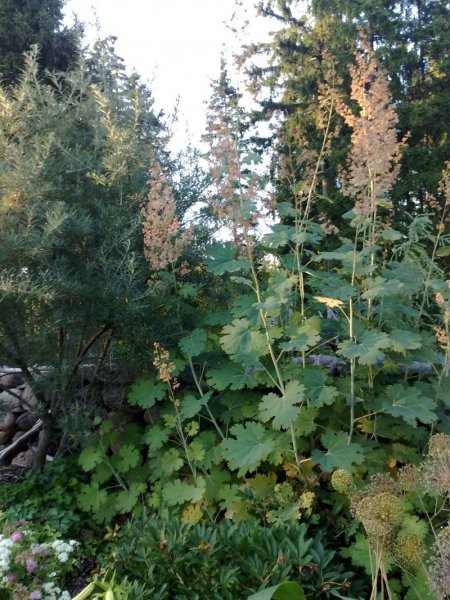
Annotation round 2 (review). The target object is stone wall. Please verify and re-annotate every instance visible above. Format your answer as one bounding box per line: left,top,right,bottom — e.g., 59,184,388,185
0,368,40,467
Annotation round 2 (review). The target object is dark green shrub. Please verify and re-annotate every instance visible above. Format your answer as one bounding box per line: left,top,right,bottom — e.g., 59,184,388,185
110,513,361,599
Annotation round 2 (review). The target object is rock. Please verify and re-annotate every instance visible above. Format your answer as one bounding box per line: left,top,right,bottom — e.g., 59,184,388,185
77,364,97,385
0,371,23,388
0,412,16,431
0,389,21,412
75,385,90,402
0,430,14,445
11,431,27,443
21,384,38,410
11,450,35,468
16,412,40,431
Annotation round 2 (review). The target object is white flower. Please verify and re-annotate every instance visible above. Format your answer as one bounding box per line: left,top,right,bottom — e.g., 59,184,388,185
57,552,69,563
59,592,71,600
0,546,12,574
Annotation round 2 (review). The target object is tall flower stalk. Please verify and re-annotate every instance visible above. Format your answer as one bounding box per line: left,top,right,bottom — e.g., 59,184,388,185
338,33,403,247
141,157,190,271
335,34,405,441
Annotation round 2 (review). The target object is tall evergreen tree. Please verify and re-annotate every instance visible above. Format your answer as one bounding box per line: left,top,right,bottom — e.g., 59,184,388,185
0,0,79,85
243,0,450,226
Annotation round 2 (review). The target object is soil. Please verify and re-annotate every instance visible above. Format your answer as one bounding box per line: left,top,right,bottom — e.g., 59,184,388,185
65,554,97,597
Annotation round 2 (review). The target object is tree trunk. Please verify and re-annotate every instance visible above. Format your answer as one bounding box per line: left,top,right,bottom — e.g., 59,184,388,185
33,411,53,469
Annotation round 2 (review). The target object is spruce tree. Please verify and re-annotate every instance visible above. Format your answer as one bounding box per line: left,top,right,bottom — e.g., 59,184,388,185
0,0,79,85
244,0,450,226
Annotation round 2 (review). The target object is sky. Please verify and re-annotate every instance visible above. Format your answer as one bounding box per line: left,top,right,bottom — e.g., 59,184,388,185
63,0,267,148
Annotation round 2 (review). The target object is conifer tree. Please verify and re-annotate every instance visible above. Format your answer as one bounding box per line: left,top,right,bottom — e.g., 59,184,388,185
0,0,79,85
243,0,450,226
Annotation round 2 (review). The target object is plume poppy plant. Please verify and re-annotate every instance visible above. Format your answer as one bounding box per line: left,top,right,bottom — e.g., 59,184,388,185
337,33,404,221
141,158,191,271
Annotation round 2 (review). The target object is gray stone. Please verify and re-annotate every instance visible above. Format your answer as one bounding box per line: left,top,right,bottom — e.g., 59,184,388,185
16,412,40,431
103,387,126,411
0,389,21,412
0,430,14,445
0,371,23,388
11,431,27,443
21,384,38,410
11,450,35,468
77,364,97,384
75,385,90,402
0,412,16,431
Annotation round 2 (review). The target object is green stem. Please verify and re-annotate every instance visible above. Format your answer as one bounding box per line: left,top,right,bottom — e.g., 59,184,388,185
417,208,447,321
187,357,225,441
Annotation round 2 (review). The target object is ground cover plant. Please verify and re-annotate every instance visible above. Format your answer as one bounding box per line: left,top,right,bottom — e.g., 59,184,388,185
0,520,78,599
0,1,449,599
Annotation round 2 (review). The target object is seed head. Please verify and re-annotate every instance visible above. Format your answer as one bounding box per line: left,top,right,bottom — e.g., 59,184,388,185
397,464,421,493
352,491,403,542
331,469,355,495
393,533,425,571
428,524,450,599
421,434,450,498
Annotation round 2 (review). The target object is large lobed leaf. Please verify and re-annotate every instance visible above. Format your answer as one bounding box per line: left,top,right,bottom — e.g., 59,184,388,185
221,422,278,476
311,430,365,472
221,318,268,366
259,381,305,430
381,384,437,426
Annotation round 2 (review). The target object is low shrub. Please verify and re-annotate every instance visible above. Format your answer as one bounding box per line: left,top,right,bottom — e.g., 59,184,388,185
0,521,78,600
107,512,362,599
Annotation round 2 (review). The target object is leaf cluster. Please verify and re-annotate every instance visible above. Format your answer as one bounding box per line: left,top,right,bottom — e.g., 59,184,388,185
109,513,358,599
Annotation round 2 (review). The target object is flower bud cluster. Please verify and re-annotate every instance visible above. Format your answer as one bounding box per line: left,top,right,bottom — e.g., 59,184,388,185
351,490,403,542
153,342,178,388
141,159,190,271
347,473,427,570
393,534,425,571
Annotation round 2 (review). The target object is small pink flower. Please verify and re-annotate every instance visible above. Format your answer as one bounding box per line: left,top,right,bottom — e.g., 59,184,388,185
29,591,42,600
10,532,22,542
26,558,37,573
6,574,17,584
